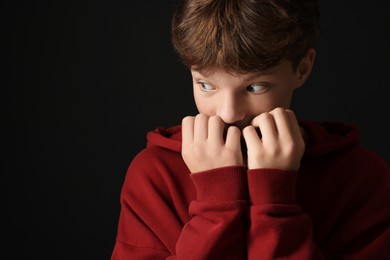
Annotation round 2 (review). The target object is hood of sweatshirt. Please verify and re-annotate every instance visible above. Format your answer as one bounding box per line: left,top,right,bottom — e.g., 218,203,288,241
146,121,360,158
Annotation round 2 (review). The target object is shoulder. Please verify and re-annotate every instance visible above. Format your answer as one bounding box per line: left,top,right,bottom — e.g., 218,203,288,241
129,145,180,172
324,145,390,202
335,145,389,177
121,145,190,194
300,143,390,200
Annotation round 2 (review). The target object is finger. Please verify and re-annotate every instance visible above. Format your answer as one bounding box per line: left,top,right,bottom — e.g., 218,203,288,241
194,114,209,141
208,116,225,145
251,112,277,142
242,125,262,151
269,107,293,140
285,109,303,141
182,116,194,146
225,126,242,151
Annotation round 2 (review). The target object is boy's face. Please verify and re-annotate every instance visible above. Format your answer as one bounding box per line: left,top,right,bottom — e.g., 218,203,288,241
190,59,309,130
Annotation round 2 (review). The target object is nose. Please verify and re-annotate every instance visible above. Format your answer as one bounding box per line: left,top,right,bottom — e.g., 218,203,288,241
217,92,245,125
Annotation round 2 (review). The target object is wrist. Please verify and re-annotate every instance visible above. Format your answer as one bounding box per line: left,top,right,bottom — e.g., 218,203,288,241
191,166,248,201
247,168,297,205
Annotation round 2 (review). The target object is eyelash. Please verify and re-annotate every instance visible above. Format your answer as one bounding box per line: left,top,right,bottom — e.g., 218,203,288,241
198,82,269,93
246,83,268,93
198,82,215,92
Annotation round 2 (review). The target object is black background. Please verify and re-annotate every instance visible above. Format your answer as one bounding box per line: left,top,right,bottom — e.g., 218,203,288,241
3,1,389,259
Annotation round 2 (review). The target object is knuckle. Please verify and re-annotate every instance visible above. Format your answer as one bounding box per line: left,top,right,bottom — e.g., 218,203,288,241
242,125,249,133
271,107,280,113
242,125,254,136
285,109,296,120
274,107,285,113
182,116,194,125
243,125,252,131
259,112,271,123
271,107,286,117
285,108,294,115
258,112,273,125
208,115,221,125
228,125,239,134
196,113,208,121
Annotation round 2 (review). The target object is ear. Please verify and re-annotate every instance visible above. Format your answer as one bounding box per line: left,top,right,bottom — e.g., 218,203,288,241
294,48,316,89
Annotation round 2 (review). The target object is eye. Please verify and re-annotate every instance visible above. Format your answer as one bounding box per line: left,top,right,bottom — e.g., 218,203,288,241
246,83,267,93
198,82,215,92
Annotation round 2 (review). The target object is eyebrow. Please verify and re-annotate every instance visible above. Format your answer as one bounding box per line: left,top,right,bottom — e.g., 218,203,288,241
192,70,275,82
243,71,275,82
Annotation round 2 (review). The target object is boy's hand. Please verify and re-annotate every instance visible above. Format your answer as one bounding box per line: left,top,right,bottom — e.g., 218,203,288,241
182,114,244,173
242,107,305,171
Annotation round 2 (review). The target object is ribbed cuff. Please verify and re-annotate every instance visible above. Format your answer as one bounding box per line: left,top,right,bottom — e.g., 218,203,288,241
191,166,248,201
247,169,297,205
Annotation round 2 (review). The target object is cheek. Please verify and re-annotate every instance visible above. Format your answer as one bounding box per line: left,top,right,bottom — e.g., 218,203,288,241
248,97,275,115
194,92,214,115
264,88,294,109
276,88,294,107
247,92,290,115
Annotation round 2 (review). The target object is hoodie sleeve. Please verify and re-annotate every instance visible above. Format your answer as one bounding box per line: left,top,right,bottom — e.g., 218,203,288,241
316,148,390,259
246,148,390,259
247,168,323,259
173,166,248,259
111,146,249,259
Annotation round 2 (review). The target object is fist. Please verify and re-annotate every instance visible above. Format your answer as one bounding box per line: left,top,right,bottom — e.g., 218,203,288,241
181,114,244,173
242,107,305,171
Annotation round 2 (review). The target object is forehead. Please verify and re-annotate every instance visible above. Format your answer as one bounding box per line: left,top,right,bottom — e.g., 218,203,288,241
191,68,275,81
190,60,293,80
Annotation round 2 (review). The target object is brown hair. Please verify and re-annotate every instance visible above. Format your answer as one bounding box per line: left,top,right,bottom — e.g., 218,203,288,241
171,0,320,73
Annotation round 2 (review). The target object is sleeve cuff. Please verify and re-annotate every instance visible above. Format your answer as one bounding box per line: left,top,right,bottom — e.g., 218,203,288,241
247,168,297,205
191,166,248,201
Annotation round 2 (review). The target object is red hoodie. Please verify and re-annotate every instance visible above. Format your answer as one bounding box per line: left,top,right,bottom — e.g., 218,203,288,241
111,121,390,259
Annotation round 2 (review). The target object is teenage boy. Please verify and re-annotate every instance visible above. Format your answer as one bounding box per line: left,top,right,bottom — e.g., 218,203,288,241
112,0,390,259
